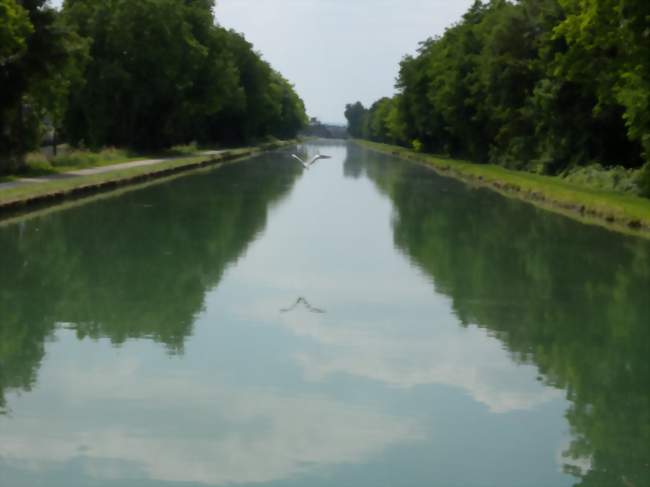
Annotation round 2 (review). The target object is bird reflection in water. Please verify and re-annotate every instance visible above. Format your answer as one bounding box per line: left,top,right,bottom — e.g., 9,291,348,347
280,297,326,314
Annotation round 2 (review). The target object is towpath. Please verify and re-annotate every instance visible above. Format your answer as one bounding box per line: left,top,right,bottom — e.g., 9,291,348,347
0,150,225,191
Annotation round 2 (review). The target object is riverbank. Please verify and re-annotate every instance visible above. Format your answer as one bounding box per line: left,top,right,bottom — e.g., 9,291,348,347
357,140,650,237
0,141,293,217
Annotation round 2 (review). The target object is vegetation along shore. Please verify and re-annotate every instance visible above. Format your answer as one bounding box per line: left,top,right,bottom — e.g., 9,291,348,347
1,0,308,175
0,141,293,216
345,0,650,236
358,139,650,237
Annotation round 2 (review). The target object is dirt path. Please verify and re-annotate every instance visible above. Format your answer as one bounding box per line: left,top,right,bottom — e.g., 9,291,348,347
0,150,225,191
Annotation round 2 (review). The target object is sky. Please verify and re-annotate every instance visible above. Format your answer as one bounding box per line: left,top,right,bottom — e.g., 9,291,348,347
216,0,475,123
51,0,475,124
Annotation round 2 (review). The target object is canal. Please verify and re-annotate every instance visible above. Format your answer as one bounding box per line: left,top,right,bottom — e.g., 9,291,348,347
1,141,648,486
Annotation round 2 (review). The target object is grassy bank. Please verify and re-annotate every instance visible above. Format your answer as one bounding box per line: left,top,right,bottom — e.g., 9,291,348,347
358,139,650,237
0,145,204,184
0,141,292,216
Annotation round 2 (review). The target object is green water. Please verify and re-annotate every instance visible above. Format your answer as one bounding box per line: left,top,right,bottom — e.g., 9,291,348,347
0,141,648,487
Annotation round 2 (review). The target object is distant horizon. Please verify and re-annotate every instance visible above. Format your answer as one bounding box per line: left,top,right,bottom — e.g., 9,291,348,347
49,0,475,124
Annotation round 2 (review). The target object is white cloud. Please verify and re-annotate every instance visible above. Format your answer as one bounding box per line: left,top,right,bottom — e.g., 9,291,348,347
235,303,562,414
214,152,562,415
1,357,422,485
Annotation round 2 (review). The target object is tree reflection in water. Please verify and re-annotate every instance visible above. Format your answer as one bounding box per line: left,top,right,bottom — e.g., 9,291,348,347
344,143,650,487
0,155,300,414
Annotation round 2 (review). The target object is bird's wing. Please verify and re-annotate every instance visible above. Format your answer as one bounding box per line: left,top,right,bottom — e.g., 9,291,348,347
300,298,326,314
309,154,332,165
291,154,306,164
280,298,301,313
308,155,322,165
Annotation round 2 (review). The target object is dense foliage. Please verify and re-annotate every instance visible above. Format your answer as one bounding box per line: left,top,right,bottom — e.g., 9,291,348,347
0,0,307,173
345,0,650,196
0,0,80,173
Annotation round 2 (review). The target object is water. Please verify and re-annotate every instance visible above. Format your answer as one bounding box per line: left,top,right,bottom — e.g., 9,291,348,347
0,141,648,487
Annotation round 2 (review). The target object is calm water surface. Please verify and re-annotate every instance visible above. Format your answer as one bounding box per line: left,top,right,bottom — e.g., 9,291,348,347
1,142,648,487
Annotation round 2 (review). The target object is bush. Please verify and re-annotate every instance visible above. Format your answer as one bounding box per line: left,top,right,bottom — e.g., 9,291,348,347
24,152,54,174
635,163,650,198
51,147,130,168
164,142,199,157
561,164,640,194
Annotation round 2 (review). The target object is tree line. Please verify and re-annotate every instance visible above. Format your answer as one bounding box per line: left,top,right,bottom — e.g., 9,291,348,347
345,0,650,196
0,0,308,174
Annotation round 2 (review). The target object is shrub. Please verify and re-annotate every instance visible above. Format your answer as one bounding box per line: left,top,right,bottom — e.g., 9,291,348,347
51,147,130,168
164,142,199,157
635,163,650,198
24,152,54,174
561,164,640,194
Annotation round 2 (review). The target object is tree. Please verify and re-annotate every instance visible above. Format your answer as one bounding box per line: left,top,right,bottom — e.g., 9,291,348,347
0,0,78,173
555,0,650,163
0,0,32,62
60,0,306,150
346,0,649,192
63,0,227,149
344,102,368,138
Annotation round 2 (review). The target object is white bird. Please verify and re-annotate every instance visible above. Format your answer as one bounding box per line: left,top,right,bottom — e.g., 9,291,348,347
291,153,331,169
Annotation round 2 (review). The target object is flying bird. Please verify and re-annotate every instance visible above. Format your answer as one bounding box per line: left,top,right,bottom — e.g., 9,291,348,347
291,153,331,169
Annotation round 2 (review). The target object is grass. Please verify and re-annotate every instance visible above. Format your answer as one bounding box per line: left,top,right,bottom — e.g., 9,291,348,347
8,136,295,181
0,174,18,183
0,154,206,206
24,147,161,176
159,142,201,157
358,139,650,235
51,147,140,169
0,140,294,211
0,139,294,212
18,142,211,178
560,164,639,194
